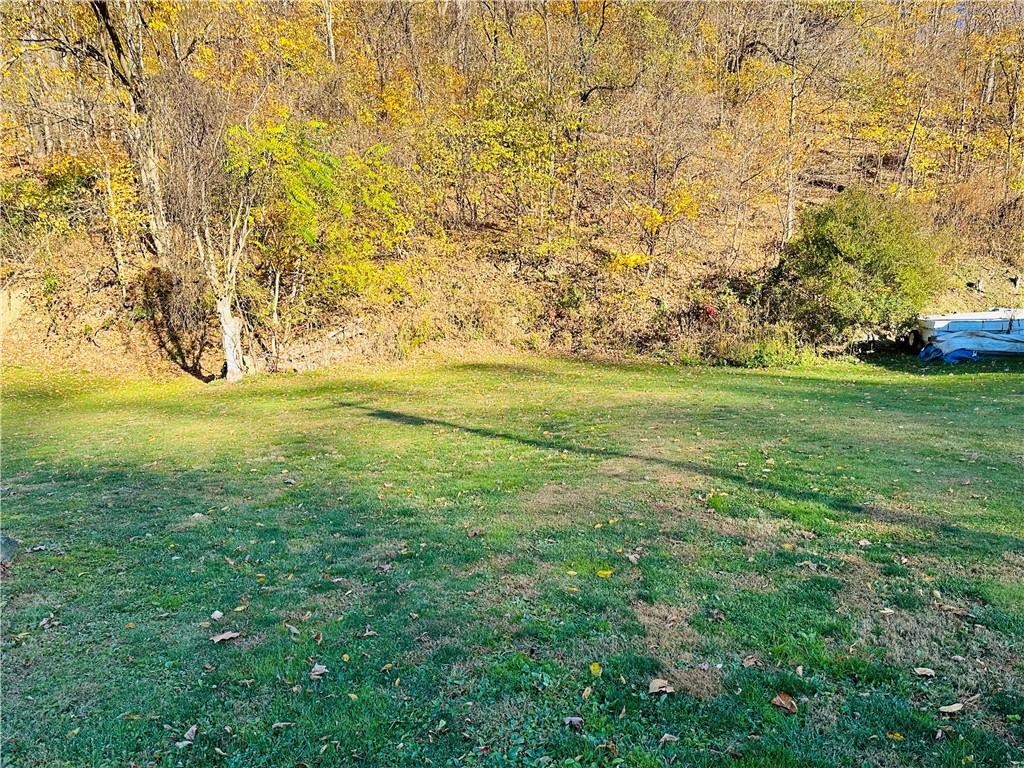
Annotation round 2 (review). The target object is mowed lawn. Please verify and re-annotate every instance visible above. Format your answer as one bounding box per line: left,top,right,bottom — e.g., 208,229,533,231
2,355,1022,768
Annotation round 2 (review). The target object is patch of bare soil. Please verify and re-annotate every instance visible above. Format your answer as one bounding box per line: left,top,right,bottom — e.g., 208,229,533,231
355,539,409,567
498,572,540,601
653,499,793,552
633,601,699,661
305,576,370,618
522,482,605,516
167,512,212,532
598,455,706,491
668,665,724,700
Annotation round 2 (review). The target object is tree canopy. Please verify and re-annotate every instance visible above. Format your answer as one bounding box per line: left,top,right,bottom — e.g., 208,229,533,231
2,1,1022,375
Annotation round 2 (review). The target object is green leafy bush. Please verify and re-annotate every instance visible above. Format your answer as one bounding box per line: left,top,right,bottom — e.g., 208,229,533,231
768,189,948,350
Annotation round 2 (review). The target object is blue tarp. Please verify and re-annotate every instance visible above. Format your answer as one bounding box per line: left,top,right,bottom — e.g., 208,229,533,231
919,345,1005,364
919,329,1024,364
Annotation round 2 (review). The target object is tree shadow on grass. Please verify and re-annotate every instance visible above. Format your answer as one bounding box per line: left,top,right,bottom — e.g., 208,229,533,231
336,401,1024,560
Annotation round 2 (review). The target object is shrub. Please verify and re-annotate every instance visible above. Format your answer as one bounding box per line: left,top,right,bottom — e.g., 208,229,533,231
767,189,948,350
712,324,806,368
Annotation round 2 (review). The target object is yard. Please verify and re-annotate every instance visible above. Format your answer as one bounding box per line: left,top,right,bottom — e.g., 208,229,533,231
2,355,1022,767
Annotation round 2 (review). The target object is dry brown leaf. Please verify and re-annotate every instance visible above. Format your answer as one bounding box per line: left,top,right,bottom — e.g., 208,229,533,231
648,678,675,695
210,630,240,644
210,610,224,621
939,702,963,714
771,692,798,715
741,655,763,668
658,733,679,747
913,667,936,678
309,662,328,681
563,716,584,730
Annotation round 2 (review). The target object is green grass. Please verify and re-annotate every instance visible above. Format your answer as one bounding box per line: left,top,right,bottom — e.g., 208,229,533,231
2,354,1023,767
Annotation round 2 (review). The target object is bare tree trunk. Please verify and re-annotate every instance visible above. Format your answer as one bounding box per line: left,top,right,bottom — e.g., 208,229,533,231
132,116,171,265
784,66,797,241
322,0,336,63
899,89,927,188
216,295,244,382
195,196,251,383
1003,60,1020,205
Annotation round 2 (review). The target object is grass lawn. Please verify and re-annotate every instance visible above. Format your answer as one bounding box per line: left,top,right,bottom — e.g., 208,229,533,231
2,354,1022,767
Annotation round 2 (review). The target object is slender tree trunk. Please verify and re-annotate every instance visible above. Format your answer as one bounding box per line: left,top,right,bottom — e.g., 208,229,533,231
1003,65,1020,205
133,116,171,265
784,65,798,241
899,90,927,188
322,0,336,63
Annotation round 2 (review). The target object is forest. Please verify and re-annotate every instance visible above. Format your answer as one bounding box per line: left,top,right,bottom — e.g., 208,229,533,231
2,1,1023,378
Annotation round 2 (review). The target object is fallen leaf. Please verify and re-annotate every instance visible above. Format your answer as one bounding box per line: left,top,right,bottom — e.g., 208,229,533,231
708,607,725,622
913,667,936,678
563,716,584,731
214,747,228,756
309,662,328,681
771,692,798,715
210,610,224,621
742,655,763,668
858,539,872,548
175,723,198,747
360,625,377,637
582,686,592,700
596,569,613,578
590,662,603,677
347,693,358,701
467,528,484,538
939,702,963,714
658,733,679,747
887,731,904,741
271,722,293,730
210,630,240,644
648,678,675,694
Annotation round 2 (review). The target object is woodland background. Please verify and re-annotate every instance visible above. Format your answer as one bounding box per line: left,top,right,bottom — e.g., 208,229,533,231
2,0,1023,379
